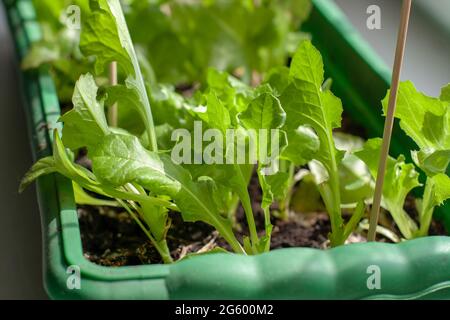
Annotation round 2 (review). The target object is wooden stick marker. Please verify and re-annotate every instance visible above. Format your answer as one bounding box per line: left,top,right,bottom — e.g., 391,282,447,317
108,61,118,127
367,0,412,242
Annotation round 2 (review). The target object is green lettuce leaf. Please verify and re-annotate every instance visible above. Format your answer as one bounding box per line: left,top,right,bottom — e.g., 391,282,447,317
239,92,286,130
355,138,420,239
81,0,157,149
91,133,244,254
383,81,450,175
440,83,450,102
59,73,109,150
281,126,320,166
281,40,345,245
383,81,450,236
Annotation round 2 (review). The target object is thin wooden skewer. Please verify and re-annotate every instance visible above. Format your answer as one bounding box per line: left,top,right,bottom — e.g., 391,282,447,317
368,0,412,242
108,61,118,127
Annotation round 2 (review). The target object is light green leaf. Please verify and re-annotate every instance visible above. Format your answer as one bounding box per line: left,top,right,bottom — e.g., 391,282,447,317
19,157,56,193
283,41,343,176
334,133,373,204
281,125,319,166
264,66,290,96
125,0,310,85
73,182,119,207
91,134,180,195
80,0,131,74
206,92,231,133
105,84,144,134
281,41,344,243
343,200,366,240
430,174,450,206
22,40,60,70
291,172,325,213
140,200,169,242
258,169,290,209
440,83,450,102
334,132,365,152
204,69,254,125
383,81,447,150
355,138,420,239
60,73,109,150
81,0,157,150
238,93,286,130
21,131,173,206
339,154,374,205
150,83,195,130
417,173,450,237
91,134,244,253
412,149,450,177
384,81,449,175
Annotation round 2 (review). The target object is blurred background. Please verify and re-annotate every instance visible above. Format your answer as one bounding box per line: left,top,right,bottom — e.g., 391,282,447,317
335,0,450,96
0,0,448,299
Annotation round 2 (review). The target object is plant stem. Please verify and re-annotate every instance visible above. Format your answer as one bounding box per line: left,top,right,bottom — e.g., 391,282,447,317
240,191,259,250
278,162,295,221
154,240,173,264
417,177,434,237
343,200,366,240
263,207,272,252
117,199,173,263
321,170,345,247
214,222,246,254
235,165,260,251
227,193,241,229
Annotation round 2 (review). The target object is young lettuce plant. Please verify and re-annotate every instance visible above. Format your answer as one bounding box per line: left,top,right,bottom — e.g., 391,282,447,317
353,82,450,240
355,138,421,239
182,69,288,254
383,82,449,237
237,86,288,252
266,41,367,247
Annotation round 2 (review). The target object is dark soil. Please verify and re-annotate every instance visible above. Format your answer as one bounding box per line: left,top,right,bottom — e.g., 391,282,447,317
78,168,447,267
79,204,334,266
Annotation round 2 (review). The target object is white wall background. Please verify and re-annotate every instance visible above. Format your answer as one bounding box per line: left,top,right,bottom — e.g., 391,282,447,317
334,0,450,97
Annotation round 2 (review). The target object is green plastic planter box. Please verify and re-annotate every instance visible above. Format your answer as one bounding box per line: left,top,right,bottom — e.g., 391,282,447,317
4,0,450,300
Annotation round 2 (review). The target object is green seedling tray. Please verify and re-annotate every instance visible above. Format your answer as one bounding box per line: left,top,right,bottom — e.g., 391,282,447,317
4,0,450,300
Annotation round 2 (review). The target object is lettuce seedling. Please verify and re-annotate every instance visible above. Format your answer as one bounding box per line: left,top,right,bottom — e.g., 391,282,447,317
382,82,450,237
352,82,449,240
355,138,421,239
267,41,367,246
184,70,288,254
